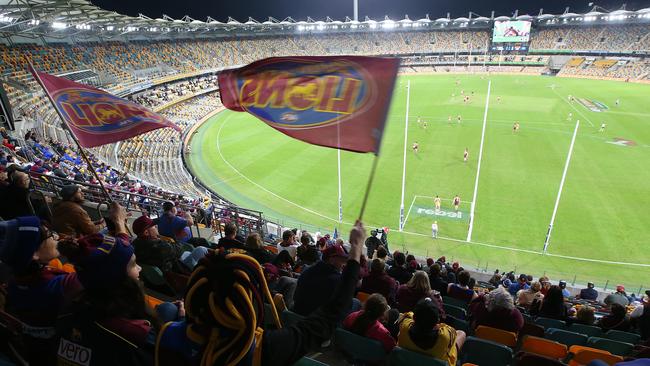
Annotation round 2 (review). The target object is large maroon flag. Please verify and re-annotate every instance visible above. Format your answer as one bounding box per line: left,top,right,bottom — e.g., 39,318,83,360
29,66,180,148
219,56,399,154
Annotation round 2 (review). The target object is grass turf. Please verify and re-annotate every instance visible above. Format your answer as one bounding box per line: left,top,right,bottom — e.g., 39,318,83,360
186,74,650,290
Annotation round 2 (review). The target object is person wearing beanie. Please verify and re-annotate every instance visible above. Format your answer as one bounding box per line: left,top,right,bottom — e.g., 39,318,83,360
604,285,630,307
131,214,205,274
155,221,366,366
397,298,466,364
0,215,83,364
56,204,184,365
51,184,103,238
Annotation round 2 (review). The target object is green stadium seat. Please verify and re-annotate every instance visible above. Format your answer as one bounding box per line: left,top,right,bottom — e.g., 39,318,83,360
442,296,469,310
334,328,388,363
603,330,641,345
586,337,634,356
459,336,513,366
388,347,447,365
443,303,467,320
139,264,175,296
445,314,471,335
568,323,603,338
281,310,305,328
291,357,327,366
535,317,567,330
545,328,588,348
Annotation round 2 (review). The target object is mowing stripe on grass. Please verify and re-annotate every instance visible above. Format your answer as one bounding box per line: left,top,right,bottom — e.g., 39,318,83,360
399,80,411,231
466,79,491,242
551,88,595,127
543,120,580,253
216,115,341,223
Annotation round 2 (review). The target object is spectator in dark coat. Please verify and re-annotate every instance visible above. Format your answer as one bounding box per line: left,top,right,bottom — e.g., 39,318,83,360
293,244,360,317
531,285,569,320
0,165,32,219
216,222,245,250
387,251,412,285
428,263,448,296
296,233,320,266
599,303,632,332
579,282,599,301
360,259,397,305
245,232,275,264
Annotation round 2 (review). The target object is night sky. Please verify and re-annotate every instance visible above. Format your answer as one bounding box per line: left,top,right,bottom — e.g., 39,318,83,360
91,0,649,22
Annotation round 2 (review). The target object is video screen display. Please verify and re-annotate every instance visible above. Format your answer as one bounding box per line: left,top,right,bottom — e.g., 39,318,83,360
492,21,531,43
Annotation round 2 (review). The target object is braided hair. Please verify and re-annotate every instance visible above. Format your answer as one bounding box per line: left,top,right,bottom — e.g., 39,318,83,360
183,249,281,366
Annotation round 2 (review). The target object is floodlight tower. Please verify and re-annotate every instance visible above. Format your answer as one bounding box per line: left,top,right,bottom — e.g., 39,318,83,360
353,0,359,21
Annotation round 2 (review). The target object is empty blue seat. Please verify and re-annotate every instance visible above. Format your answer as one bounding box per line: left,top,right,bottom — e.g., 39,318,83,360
443,303,468,320
604,330,641,345
459,336,513,366
334,328,388,363
535,317,567,330
569,323,603,338
388,347,447,365
545,328,588,347
587,336,634,356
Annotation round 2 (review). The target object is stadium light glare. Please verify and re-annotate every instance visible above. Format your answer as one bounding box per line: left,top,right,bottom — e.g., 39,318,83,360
0,14,13,23
52,22,67,29
350,24,358,29
297,25,305,31
584,16,596,21
369,23,378,29
29,19,39,25
316,24,325,31
106,25,114,31
381,20,396,29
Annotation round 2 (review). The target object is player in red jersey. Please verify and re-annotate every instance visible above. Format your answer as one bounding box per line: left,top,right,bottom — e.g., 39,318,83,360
453,195,461,211
412,141,419,153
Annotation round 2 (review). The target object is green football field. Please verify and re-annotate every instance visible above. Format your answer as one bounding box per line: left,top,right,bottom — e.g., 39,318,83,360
187,74,650,289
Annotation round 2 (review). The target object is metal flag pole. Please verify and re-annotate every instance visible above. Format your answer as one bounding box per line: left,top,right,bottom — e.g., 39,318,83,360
28,63,112,201
358,154,379,221
336,114,343,223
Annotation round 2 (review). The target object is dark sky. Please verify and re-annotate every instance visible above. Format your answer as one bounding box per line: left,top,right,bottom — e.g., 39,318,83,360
91,0,649,22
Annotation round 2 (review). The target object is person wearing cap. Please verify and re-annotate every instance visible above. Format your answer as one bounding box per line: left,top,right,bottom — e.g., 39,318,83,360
508,273,530,296
397,298,465,364
558,280,571,298
604,285,630,307
579,282,599,301
293,243,360,317
132,214,206,274
0,165,32,219
157,201,194,243
52,184,103,238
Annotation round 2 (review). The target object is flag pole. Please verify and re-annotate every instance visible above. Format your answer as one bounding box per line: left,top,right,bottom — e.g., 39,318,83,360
358,153,379,220
28,63,112,202
336,114,343,223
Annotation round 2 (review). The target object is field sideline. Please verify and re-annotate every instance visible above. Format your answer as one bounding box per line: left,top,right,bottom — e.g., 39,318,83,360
187,74,650,289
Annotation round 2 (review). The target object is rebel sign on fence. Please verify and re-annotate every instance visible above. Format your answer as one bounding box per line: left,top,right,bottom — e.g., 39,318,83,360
29,65,180,148
218,56,399,154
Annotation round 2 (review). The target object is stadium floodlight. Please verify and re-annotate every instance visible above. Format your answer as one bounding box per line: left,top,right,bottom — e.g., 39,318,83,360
29,19,39,25
106,25,114,31
75,24,91,30
297,25,305,31
316,23,325,31
0,14,13,23
350,24,358,29
584,16,596,21
52,22,67,29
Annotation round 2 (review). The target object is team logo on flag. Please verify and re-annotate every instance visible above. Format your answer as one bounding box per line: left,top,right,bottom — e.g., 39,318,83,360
52,88,170,134
232,58,377,129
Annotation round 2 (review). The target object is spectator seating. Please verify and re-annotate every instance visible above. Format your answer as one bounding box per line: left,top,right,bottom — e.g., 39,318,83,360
388,347,447,365
459,336,514,366
334,328,388,364
520,335,569,361
475,325,518,348
567,345,624,366
546,328,589,348
586,337,634,356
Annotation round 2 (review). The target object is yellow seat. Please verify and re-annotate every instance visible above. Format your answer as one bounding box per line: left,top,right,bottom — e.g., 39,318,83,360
567,345,624,366
475,325,518,348
520,335,568,360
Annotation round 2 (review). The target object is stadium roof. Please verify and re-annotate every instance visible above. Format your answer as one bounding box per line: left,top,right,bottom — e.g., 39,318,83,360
0,0,649,41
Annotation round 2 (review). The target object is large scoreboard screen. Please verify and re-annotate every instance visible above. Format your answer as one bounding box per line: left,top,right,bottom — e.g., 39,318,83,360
492,21,532,43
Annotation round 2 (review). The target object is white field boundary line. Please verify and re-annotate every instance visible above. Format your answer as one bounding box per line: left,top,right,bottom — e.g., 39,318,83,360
210,106,650,267
551,88,594,127
467,80,491,242
401,196,417,230
216,115,341,224
543,120,580,253
399,80,411,231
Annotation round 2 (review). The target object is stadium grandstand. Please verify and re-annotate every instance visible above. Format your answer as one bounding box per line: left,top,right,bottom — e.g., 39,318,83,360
0,0,649,365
